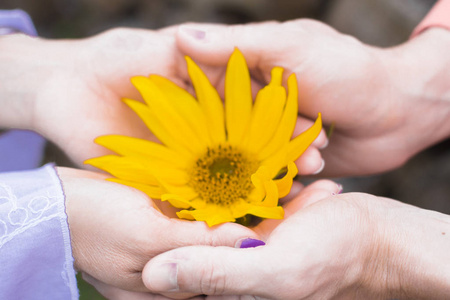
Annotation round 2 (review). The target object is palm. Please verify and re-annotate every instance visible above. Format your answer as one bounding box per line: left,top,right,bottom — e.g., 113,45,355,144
34,28,188,167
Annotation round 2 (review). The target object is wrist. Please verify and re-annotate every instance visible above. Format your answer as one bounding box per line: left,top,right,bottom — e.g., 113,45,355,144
363,198,450,298
0,34,80,132
0,34,37,129
383,28,450,157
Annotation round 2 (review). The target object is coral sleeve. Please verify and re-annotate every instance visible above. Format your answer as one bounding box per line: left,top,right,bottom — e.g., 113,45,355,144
411,0,450,37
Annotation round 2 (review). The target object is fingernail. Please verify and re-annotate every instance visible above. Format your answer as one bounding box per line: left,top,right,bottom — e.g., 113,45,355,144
332,183,344,195
236,238,266,249
312,159,325,175
319,138,329,150
148,262,178,292
336,183,343,194
180,25,206,40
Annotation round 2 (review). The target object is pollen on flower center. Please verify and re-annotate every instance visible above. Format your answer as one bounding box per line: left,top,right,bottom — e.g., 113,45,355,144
190,144,259,206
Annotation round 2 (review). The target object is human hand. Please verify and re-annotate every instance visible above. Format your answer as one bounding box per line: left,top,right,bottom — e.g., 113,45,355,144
175,21,450,177
143,188,450,299
0,27,189,167
57,167,257,298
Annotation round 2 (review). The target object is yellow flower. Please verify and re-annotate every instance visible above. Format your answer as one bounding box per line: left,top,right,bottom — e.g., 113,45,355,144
86,48,322,227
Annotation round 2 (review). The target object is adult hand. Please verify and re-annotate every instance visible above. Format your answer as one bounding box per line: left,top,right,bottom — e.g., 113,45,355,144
0,27,187,167
143,189,450,299
175,21,450,177
57,167,257,298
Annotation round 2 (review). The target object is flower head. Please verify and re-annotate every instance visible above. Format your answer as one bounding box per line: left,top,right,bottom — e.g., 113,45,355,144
86,48,322,227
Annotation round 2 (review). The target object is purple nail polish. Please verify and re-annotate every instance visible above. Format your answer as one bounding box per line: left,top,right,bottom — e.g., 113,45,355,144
239,238,266,248
336,183,343,194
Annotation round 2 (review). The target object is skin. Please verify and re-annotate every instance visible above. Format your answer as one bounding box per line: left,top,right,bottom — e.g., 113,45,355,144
139,20,450,298
143,190,450,300
174,20,450,177
58,166,259,298
0,27,325,298
0,28,326,171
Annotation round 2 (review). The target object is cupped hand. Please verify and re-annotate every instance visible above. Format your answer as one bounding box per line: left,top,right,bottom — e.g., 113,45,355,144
142,183,450,299
175,20,450,177
8,27,189,167
57,167,258,298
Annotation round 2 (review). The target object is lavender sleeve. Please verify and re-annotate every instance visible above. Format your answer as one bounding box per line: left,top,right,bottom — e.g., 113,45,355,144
0,165,79,299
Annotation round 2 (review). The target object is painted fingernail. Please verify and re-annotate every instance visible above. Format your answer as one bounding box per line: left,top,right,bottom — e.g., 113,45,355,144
148,262,178,292
312,159,325,175
332,183,344,195
236,238,266,249
180,26,206,40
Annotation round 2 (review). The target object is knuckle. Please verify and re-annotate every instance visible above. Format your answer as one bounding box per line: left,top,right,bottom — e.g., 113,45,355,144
199,260,227,295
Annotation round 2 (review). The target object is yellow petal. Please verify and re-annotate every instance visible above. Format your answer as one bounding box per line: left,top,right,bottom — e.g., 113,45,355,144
107,178,163,199
258,73,298,161
157,179,198,200
287,113,322,162
149,75,211,147
161,194,206,209
123,98,191,158
260,146,288,179
186,56,226,144
246,205,284,219
229,198,252,219
85,155,159,185
274,161,298,198
161,193,191,209
177,205,236,227
245,67,286,153
250,166,279,207
130,76,205,154
225,48,252,145
95,135,189,169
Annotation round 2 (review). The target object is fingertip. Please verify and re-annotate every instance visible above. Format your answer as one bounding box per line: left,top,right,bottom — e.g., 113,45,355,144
176,24,233,66
295,148,324,175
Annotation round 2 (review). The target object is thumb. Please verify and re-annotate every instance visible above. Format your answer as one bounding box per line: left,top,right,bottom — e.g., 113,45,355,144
143,244,268,297
176,21,296,72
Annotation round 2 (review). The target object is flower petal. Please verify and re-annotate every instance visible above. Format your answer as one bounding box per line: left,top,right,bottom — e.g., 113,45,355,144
245,67,286,153
250,166,279,207
225,48,252,145
258,73,298,161
130,76,205,154
246,205,284,219
95,135,189,168
123,98,191,158
177,205,236,227
287,113,322,162
149,75,212,147
85,155,159,185
186,56,226,144
274,161,298,198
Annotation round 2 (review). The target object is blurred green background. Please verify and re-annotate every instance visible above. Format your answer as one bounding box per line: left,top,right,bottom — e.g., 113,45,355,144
1,0,447,299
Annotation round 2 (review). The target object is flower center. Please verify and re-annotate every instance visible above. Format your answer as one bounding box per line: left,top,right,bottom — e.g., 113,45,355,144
190,144,259,206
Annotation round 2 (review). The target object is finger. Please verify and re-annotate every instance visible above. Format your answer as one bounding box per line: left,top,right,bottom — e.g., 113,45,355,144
143,246,268,297
295,147,324,176
82,273,180,300
294,117,328,150
284,180,342,214
279,180,304,205
158,218,259,250
255,180,340,237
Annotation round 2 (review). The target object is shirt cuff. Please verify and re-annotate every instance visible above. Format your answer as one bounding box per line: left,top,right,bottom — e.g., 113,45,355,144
411,0,450,38
0,164,79,300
